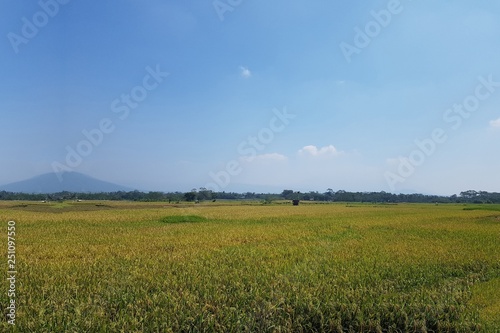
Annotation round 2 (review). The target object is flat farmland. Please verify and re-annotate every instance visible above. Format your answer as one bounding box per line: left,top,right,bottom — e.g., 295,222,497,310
1,201,499,332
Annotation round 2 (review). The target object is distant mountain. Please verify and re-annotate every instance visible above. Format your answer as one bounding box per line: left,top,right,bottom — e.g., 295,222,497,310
0,172,134,193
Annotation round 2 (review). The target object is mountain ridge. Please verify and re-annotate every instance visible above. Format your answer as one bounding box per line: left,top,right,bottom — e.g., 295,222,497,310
0,172,134,193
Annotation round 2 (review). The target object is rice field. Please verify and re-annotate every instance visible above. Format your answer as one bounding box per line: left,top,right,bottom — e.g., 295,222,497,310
1,201,500,332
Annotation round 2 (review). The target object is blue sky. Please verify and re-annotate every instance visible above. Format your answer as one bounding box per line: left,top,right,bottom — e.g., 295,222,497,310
1,0,500,195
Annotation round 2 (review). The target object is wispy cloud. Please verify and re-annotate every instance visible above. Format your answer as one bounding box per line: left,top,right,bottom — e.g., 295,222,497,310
489,117,500,129
239,66,252,78
240,153,287,163
386,157,401,167
298,145,342,157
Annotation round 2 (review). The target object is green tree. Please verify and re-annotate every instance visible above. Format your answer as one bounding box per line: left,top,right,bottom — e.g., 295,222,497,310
197,187,213,201
184,191,197,202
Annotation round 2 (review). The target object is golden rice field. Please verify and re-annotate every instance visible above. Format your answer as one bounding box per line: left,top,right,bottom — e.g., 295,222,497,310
1,201,500,332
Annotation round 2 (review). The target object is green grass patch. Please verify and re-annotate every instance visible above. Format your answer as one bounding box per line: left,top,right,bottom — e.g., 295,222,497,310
159,215,207,224
463,204,500,212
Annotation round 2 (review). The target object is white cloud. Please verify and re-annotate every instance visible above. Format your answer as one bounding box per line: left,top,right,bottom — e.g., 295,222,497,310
489,117,500,128
239,66,252,78
298,145,342,157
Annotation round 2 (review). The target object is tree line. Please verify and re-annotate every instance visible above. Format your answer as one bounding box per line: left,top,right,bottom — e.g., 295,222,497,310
1,189,499,204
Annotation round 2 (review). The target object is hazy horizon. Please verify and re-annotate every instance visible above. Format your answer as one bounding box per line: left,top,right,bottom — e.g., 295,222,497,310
1,170,497,197
2,1,500,196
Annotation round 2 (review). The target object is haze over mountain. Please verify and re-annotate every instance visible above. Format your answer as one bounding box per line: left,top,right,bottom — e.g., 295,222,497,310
0,172,134,194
